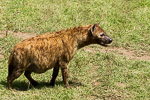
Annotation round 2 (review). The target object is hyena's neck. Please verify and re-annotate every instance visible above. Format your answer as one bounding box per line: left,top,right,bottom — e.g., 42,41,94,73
68,25,93,49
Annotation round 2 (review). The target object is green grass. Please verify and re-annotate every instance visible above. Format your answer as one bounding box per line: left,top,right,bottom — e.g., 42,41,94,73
0,0,150,99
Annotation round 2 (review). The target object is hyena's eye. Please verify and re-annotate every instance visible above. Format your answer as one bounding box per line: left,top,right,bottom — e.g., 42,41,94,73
100,33,105,37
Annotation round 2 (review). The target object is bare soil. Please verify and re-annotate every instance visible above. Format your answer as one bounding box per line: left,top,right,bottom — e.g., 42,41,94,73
115,82,129,88
0,54,4,59
84,46,150,61
0,31,36,39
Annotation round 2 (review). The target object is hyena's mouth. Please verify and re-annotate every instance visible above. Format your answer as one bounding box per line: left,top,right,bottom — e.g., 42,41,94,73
100,38,112,47
100,42,108,47
100,41,112,47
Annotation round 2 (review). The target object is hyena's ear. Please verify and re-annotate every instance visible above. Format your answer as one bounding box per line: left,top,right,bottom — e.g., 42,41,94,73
90,24,97,35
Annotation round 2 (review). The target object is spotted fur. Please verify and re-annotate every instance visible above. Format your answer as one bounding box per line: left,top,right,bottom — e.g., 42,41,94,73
7,24,112,90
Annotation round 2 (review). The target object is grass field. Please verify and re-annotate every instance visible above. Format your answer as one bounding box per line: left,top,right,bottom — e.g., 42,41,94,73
0,0,150,99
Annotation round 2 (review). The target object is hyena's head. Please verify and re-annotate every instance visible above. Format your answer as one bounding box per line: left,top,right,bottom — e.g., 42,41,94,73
90,24,112,46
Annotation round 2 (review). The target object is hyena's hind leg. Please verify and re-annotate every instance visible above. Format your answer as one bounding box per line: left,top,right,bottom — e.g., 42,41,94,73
24,71,39,87
7,65,24,90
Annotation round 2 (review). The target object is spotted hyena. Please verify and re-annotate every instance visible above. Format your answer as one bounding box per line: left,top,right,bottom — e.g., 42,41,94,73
7,24,112,90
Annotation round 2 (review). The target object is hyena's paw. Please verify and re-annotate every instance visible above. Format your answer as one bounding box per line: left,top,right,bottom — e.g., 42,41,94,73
49,81,55,87
31,81,39,87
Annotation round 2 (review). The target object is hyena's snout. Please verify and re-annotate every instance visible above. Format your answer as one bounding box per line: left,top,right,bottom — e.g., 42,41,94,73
100,35,112,46
105,36,112,44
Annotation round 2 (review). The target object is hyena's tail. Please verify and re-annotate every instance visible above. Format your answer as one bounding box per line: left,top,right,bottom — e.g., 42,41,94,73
7,51,15,78
7,51,16,90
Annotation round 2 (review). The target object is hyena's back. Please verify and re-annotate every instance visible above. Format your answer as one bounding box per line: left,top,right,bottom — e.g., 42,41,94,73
9,33,65,73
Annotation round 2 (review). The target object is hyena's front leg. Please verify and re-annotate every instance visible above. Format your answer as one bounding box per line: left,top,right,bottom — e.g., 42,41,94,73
50,65,60,86
60,62,70,88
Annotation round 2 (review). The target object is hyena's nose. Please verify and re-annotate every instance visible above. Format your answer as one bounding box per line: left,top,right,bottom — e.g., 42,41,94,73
109,38,112,43
106,36,113,44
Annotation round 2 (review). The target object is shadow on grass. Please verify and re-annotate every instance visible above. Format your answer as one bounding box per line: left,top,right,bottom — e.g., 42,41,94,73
55,80,85,87
0,79,84,91
0,80,29,91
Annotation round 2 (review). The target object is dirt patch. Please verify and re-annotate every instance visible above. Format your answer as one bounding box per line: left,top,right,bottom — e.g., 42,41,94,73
115,82,129,88
89,95,101,100
101,47,150,61
104,89,129,100
84,46,150,61
0,54,4,59
0,31,36,39
92,81,101,86
0,31,5,38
